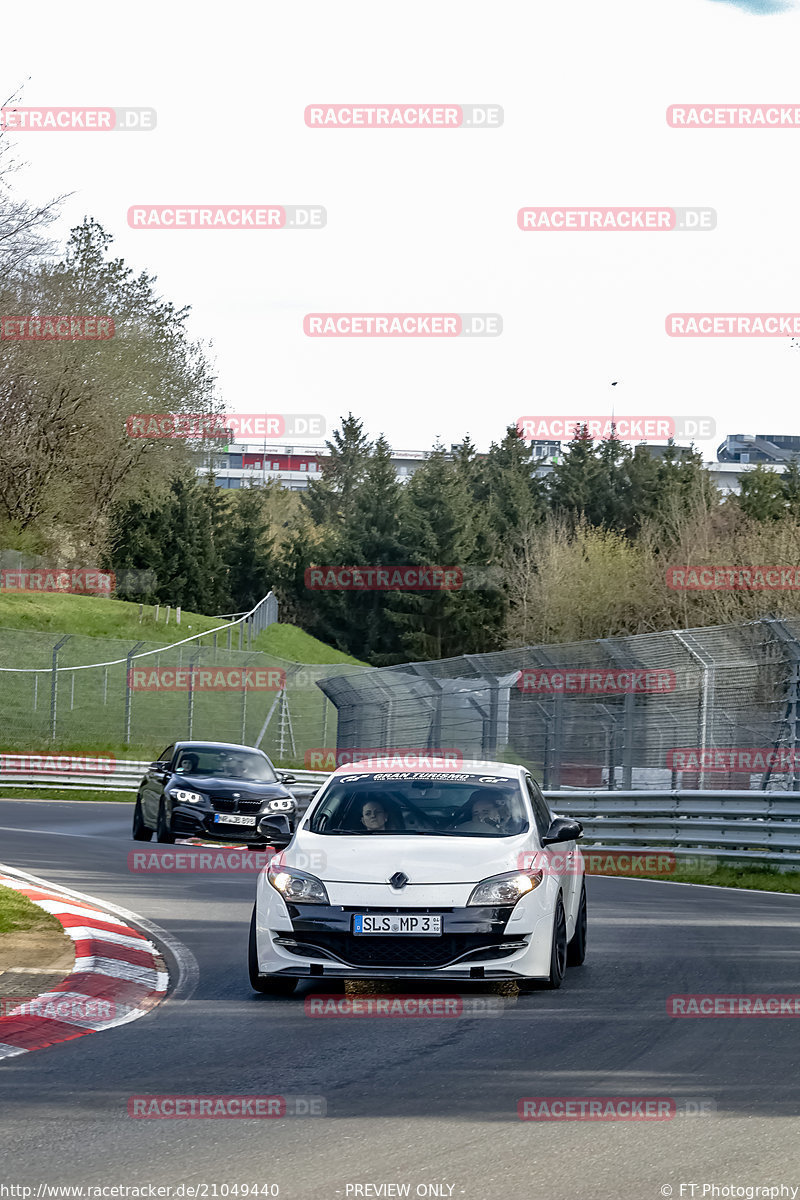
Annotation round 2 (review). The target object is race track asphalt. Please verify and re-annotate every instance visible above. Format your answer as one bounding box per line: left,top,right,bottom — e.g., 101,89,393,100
0,797,798,1200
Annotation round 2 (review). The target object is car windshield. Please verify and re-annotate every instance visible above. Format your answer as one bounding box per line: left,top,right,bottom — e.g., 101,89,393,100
173,747,277,783
306,772,528,837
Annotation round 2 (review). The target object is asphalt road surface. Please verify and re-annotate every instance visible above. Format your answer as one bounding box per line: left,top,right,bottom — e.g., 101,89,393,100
0,797,798,1200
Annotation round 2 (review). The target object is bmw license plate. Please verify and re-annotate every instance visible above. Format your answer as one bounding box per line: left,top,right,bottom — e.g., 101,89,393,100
213,814,257,826
353,914,442,935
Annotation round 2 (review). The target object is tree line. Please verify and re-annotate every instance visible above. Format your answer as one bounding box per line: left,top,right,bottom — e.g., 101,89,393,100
106,414,800,663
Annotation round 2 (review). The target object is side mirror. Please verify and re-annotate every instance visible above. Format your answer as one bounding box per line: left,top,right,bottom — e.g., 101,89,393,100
541,817,583,846
149,761,168,771
279,772,297,786
257,815,292,848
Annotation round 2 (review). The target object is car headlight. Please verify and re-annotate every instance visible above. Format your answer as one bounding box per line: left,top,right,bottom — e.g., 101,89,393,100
267,797,295,812
169,789,206,804
467,870,543,906
267,864,329,904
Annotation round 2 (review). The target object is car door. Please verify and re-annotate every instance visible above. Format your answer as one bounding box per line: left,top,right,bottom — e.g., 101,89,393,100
525,775,579,924
142,744,174,824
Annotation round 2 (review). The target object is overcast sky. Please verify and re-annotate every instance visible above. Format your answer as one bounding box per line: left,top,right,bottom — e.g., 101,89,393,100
2,0,800,455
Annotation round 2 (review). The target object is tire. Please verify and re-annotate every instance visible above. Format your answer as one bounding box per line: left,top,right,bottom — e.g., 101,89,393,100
156,800,175,844
567,881,587,967
521,894,568,991
132,796,152,841
248,908,297,996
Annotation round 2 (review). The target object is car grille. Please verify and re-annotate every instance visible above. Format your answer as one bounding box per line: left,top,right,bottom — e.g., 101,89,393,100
281,933,526,968
210,796,265,813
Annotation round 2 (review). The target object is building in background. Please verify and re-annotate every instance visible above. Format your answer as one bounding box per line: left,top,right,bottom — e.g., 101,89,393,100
201,443,438,491
200,432,799,497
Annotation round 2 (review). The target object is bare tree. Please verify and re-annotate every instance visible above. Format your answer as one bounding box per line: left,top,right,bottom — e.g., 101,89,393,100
0,85,68,283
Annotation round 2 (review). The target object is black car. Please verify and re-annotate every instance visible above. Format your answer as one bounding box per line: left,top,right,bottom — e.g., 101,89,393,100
132,741,298,845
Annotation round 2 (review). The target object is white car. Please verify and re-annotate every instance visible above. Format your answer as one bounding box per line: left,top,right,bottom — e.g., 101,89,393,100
248,761,587,995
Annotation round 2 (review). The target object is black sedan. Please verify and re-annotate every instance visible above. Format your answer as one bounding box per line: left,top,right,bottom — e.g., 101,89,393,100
132,741,297,845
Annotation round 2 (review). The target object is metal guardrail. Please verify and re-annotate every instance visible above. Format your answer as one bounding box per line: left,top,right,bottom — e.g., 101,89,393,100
0,759,329,800
0,764,798,866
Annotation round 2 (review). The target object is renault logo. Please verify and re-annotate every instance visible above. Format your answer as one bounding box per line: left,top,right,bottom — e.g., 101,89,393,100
389,871,409,889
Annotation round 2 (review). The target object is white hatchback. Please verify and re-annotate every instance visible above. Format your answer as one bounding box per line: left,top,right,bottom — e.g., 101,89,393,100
248,761,587,995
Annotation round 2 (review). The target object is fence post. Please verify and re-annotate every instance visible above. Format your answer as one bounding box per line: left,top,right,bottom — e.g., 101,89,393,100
124,641,146,745
673,632,713,789
187,651,201,739
50,635,70,743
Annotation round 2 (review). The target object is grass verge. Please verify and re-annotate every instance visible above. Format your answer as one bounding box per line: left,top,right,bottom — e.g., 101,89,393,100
0,788,134,803
591,862,800,893
0,884,64,935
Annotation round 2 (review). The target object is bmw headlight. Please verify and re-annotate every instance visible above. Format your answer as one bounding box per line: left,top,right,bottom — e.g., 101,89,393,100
267,864,329,905
169,789,205,804
467,870,543,906
267,797,295,812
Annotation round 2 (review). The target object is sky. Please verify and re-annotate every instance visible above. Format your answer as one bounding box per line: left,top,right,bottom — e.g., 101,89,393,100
2,0,800,457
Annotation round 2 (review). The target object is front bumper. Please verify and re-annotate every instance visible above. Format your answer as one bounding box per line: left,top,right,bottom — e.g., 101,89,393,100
171,803,293,842
254,881,558,981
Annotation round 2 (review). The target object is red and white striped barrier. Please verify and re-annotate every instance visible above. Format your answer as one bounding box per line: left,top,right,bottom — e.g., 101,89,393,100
0,873,168,1059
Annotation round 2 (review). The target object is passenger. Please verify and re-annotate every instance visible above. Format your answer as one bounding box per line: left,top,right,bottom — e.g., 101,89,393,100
177,752,199,774
455,789,512,834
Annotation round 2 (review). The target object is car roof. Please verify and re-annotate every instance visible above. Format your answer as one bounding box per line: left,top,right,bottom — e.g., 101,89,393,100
173,741,267,754
328,758,525,780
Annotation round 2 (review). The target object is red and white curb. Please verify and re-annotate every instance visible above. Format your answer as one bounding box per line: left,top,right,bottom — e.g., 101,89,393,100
0,871,168,1060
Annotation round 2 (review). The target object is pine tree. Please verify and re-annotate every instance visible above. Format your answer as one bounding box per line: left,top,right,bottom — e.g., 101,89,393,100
387,446,504,661
225,485,275,612
302,413,372,528
738,463,786,521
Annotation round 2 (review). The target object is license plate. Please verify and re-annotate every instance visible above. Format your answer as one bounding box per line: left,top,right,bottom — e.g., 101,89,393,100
353,914,442,936
213,814,257,826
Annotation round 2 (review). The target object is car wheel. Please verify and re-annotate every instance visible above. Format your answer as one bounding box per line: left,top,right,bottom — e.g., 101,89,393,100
521,894,568,992
132,796,152,841
248,908,297,995
156,800,175,844
567,882,587,967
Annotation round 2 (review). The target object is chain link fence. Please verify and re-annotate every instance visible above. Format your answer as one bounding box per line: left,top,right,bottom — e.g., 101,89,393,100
7,610,800,788
317,618,800,791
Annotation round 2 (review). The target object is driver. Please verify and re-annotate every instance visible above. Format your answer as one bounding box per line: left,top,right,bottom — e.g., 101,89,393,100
360,798,403,832
177,752,199,774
